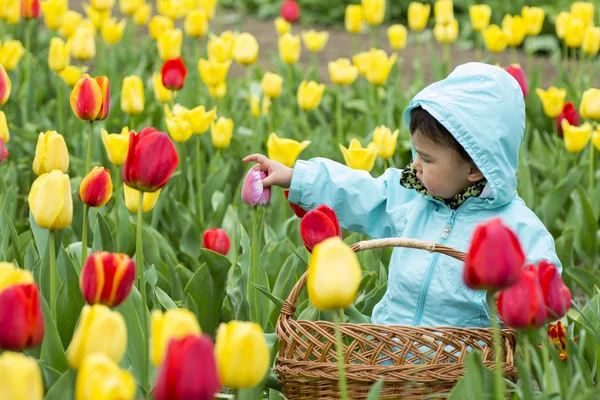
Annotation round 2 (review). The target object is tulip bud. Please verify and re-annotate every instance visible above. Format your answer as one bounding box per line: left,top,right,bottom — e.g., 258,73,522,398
345,5,363,33
198,58,231,87
0,64,11,106
504,64,528,98
307,237,362,310
58,10,82,37
232,32,259,66
579,88,600,119
185,9,207,37
521,6,545,36
2,0,21,25
502,15,527,47
76,353,136,399
203,228,230,255
0,281,44,350
482,24,508,53
329,58,359,86
267,132,310,167
215,321,269,389
536,86,566,118
120,0,144,15
0,111,8,144
152,72,174,104
32,131,69,175
362,0,385,26
565,17,585,48
261,72,283,98
21,0,40,18
241,169,271,206
208,82,227,99
207,32,236,63
278,33,301,64
123,184,162,213
80,252,135,308
0,40,25,71
162,57,187,91
197,0,216,20
0,352,43,400
571,1,594,27
70,74,110,121
122,127,179,192
190,106,217,135
102,17,126,45
556,102,580,135
284,190,307,218
70,26,96,60
387,24,407,49
373,126,400,159
408,2,431,32
165,104,193,143
154,335,221,400
29,170,73,230
497,265,547,329
469,4,491,32
0,137,7,163
79,167,113,207
211,117,233,149
250,95,261,118
158,28,183,61
433,19,459,44
121,75,145,115
352,52,370,76
48,37,69,72
548,321,568,360
301,30,328,52
297,80,325,111
300,204,341,252
101,127,130,166
463,218,524,291
149,15,174,40
339,138,378,172
562,120,592,153
434,0,453,23
59,65,88,87
40,0,67,30
133,3,151,25
537,260,572,319
582,26,600,55
280,0,299,23
67,304,127,369
0,262,34,290
151,308,201,366
555,12,570,39
275,16,291,35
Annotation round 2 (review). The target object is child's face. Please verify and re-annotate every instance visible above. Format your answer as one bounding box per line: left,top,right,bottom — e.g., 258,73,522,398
411,131,483,199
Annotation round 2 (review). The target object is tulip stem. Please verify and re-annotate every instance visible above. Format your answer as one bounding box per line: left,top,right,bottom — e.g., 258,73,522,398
336,88,343,146
249,207,264,327
82,205,89,264
56,76,65,135
333,309,349,400
23,19,33,124
49,230,57,320
444,43,451,76
178,142,188,200
136,191,150,390
475,32,482,61
195,135,204,226
115,167,121,252
487,293,505,400
287,65,294,110
86,121,94,175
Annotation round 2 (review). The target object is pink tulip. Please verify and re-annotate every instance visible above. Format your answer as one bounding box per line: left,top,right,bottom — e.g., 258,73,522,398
241,170,271,206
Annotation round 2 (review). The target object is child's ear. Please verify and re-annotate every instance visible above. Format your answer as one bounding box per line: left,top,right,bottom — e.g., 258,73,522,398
467,164,484,182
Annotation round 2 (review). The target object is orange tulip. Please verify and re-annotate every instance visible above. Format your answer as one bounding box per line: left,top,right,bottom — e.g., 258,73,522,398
70,74,110,121
79,166,113,207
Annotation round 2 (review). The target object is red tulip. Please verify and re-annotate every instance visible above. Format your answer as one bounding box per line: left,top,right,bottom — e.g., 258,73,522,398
0,283,45,350
80,252,136,307
300,204,341,253
122,127,179,192
154,334,221,400
161,57,187,91
21,0,40,18
281,0,299,22
463,218,524,291
505,64,528,98
538,260,572,319
0,64,11,106
284,190,307,218
556,102,580,135
203,228,231,256
70,75,110,121
548,321,568,360
0,137,7,163
497,265,547,329
79,166,113,207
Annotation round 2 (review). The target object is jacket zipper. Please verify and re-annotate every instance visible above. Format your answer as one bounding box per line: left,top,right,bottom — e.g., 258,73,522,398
411,199,472,326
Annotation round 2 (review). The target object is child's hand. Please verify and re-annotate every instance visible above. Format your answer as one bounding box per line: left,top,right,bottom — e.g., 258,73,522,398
242,154,294,189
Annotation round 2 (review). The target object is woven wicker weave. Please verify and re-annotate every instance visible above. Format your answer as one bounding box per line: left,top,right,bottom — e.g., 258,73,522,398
275,238,518,399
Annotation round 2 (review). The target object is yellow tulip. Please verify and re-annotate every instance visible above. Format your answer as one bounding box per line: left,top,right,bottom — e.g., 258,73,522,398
502,15,527,47
536,87,567,118
274,16,291,35
482,24,508,53
267,133,311,167
373,126,400,159
101,17,126,45
250,96,270,118
339,138,378,171
1,0,21,24
352,51,370,76
297,80,325,111
28,170,73,230
329,58,359,86
0,40,24,71
565,17,585,48
211,117,234,149
84,5,110,29
101,127,130,166
0,352,43,400
152,72,174,104
185,9,207,37
157,0,190,19
165,104,193,143
189,105,217,134
32,131,69,175
41,0,68,30
133,3,151,25
0,262,33,292
580,88,600,119
70,26,96,60
158,28,182,60
91,0,115,12
121,75,144,115
59,11,83,38
345,5,364,34
148,15,174,40
232,33,259,66
198,58,231,87
593,127,600,151
208,82,227,99
408,2,431,31
301,30,329,53
150,308,201,366
434,19,459,44
362,0,385,26
197,0,216,20
387,24,407,49
124,184,162,213
365,49,397,86
521,6,545,36
66,304,127,369
469,4,491,32
59,65,89,87
75,353,136,400
434,0,454,24
214,321,270,389
207,32,236,62
307,237,362,311
48,37,69,72
0,111,9,144
261,72,283,98
582,26,600,55
120,0,144,15
562,120,591,153
279,33,301,64
571,2,594,27
555,12,571,39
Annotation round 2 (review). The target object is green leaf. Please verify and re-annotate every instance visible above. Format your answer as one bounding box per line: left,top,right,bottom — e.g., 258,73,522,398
43,369,76,400
40,296,69,373
366,379,384,400
556,228,575,271
92,212,114,252
5,213,24,268
146,264,158,287
154,286,178,310
30,211,49,259
252,282,285,309
56,247,85,348
565,268,600,297
571,186,598,263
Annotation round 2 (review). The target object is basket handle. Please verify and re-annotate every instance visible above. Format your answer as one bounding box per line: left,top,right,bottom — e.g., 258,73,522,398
279,238,467,317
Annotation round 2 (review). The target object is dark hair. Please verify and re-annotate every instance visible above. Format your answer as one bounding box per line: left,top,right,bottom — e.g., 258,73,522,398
409,106,472,162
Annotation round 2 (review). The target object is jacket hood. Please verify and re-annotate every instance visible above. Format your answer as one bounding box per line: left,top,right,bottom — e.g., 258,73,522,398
404,62,525,208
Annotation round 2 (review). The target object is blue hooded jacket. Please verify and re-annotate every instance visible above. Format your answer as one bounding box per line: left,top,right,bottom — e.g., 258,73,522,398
287,62,561,327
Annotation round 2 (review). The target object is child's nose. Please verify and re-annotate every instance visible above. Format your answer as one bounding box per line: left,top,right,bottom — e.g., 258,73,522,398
412,156,422,172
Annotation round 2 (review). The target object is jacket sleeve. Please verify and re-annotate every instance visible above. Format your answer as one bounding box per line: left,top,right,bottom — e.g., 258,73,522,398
287,158,415,239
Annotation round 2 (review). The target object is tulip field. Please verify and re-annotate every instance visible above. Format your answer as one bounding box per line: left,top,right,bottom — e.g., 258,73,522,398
3,0,600,398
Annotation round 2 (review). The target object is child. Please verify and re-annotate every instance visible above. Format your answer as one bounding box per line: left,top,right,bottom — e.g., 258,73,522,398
243,62,560,328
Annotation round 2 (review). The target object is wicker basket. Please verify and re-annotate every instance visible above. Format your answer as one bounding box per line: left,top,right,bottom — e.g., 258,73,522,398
275,238,518,400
